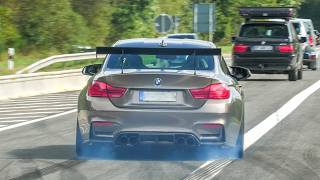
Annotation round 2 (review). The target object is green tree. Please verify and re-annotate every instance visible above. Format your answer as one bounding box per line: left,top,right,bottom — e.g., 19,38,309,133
298,0,320,30
15,0,89,52
0,6,20,53
107,0,156,44
71,0,113,46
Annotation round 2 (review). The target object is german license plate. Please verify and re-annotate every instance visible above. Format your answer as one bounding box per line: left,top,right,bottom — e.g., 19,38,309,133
252,45,273,51
139,91,177,102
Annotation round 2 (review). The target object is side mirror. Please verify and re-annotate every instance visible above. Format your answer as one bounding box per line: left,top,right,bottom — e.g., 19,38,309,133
231,36,237,43
299,36,307,43
82,64,102,76
230,66,251,81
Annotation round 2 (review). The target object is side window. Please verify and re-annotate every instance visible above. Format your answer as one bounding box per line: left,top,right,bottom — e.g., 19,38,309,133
303,22,311,34
220,57,231,75
289,23,298,41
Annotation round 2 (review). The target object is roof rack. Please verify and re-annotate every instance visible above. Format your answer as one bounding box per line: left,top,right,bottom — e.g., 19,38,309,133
239,7,296,22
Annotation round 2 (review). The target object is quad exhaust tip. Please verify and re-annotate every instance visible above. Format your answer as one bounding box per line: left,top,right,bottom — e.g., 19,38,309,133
116,134,199,146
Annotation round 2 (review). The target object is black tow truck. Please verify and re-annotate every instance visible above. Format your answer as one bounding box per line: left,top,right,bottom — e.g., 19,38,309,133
232,7,305,81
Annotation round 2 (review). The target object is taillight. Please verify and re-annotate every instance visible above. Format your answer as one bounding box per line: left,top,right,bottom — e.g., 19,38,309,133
202,123,223,129
309,54,317,60
233,44,249,53
277,44,294,53
93,121,113,127
190,83,230,100
88,81,127,98
309,35,314,47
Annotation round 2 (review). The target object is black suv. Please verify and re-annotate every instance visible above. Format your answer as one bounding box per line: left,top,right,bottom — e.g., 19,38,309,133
232,7,305,81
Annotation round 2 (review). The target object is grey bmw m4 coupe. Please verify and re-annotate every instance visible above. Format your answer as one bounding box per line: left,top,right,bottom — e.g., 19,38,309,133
76,38,250,160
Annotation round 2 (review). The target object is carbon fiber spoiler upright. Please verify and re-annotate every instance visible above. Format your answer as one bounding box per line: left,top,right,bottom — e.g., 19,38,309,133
96,47,221,56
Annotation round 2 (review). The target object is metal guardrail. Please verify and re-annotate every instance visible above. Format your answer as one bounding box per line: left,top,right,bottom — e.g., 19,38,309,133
16,52,105,74
1,69,82,82
15,51,231,74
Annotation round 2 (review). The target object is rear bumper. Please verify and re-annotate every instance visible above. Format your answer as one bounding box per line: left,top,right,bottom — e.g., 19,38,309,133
303,59,317,64
232,55,297,73
77,98,243,147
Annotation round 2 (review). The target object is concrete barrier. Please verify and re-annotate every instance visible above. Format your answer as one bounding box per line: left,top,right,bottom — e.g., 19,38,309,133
0,69,89,101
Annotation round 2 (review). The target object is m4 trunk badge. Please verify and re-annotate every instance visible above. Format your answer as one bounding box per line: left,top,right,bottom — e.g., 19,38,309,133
154,78,162,87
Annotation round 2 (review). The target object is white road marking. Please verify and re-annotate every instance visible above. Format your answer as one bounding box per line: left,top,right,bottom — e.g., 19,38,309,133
0,125,7,128
8,97,78,102
0,111,64,116
244,79,320,149
0,120,27,123
0,107,75,113
0,101,76,107
187,80,320,180
0,116,44,120
0,104,76,110
0,98,78,104
0,109,77,132
14,94,78,98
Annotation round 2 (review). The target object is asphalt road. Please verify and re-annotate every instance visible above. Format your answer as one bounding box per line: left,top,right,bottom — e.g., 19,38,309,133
0,69,319,180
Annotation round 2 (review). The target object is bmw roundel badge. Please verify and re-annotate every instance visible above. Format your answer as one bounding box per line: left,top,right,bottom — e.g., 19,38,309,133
154,78,162,87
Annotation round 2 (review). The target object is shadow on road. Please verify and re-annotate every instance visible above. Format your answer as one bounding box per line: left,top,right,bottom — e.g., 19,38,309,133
7,144,242,161
76,143,243,161
8,145,75,159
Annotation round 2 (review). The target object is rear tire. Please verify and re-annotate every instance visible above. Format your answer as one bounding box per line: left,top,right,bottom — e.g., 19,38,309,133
288,68,297,81
309,62,317,71
297,68,303,80
235,121,244,158
76,122,85,157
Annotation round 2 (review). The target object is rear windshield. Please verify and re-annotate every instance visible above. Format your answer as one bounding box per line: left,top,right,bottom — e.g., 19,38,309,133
240,24,289,38
105,54,215,70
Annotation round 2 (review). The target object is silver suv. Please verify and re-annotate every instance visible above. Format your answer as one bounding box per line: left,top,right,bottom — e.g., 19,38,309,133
291,18,318,70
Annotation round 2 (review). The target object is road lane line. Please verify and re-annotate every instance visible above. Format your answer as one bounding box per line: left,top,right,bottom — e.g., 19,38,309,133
0,116,45,120
0,98,78,104
244,79,320,149
17,94,79,99
0,111,64,116
0,104,76,110
185,80,320,180
0,107,75,113
0,109,77,132
0,125,7,128
0,102,76,107
0,120,28,123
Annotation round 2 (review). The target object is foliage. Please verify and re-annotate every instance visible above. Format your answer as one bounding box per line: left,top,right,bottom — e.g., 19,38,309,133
14,0,89,52
106,0,156,44
298,0,320,30
0,0,307,54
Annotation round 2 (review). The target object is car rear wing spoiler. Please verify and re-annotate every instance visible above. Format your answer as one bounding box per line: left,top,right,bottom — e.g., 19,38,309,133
96,47,221,56
240,7,296,21
96,47,222,75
